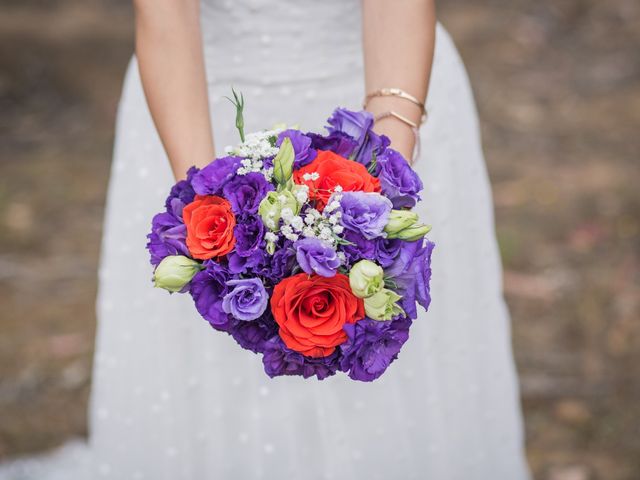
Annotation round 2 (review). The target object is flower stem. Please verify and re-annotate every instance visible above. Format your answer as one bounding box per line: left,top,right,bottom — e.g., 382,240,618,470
225,88,245,143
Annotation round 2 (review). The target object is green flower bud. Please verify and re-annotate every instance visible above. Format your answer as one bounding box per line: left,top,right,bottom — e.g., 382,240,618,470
272,137,295,186
364,288,405,321
258,190,299,231
153,255,202,293
394,223,432,241
384,209,431,241
349,260,384,298
384,210,418,235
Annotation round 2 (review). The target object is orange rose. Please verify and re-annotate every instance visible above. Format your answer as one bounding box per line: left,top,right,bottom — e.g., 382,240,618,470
183,195,236,260
271,273,365,358
293,150,381,211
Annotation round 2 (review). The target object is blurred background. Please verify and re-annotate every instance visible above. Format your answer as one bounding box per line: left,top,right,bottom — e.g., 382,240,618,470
0,0,639,478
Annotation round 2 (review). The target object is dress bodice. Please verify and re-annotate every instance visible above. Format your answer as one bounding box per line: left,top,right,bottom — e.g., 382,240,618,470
200,0,363,86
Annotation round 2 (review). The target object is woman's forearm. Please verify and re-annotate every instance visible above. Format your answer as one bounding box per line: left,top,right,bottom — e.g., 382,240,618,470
134,0,214,180
362,0,436,161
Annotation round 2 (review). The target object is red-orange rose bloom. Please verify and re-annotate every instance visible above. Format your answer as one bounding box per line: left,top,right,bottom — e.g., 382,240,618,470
183,195,236,260
293,150,381,211
271,273,365,358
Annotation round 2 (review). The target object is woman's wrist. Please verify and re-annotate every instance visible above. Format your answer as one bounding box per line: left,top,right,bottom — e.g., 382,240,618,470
366,96,422,163
372,118,416,163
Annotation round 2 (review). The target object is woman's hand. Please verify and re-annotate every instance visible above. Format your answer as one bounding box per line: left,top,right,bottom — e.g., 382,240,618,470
134,0,214,180
361,0,436,163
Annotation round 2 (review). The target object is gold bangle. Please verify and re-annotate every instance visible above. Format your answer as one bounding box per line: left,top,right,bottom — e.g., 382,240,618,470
374,110,419,129
364,87,427,124
373,111,421,164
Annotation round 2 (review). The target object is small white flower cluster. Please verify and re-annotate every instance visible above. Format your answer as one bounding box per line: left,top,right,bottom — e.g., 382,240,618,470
236,157,265,177
279,204,302,242
294,184,309,204
297,190,345,246
225,128,282,179
321,188,345,237
264,186,346,249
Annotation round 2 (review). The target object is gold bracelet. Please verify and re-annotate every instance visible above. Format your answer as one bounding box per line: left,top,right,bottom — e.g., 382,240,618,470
374,111,421,164
374,110,419,129
364,87,427,124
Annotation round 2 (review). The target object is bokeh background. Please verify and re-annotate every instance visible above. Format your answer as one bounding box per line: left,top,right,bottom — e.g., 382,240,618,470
1,0,639,478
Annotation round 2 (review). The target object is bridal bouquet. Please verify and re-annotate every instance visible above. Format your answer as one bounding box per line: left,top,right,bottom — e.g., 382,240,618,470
147,97,434,381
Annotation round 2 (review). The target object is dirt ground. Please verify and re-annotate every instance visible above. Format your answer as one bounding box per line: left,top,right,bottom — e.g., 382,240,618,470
0,0,639,478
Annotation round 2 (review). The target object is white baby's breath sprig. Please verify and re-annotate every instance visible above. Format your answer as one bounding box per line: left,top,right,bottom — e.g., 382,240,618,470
225,127,285,179
264,232,278,243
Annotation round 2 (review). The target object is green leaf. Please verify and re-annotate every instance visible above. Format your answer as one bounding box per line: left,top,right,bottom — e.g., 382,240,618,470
334,236,355,246
383,278,398,290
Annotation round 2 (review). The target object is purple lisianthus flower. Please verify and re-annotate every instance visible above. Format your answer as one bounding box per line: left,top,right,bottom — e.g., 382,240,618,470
164,166,198,213
340,317,411,382
307,131,358,159
386,240,434,319
413,240,434,310
222,278,269,321
300,349,342,380
228,312,278,353
254,242,296,284
222,172,273,214
384,239,422,278
262,337,304,377
294,238,341,277
376,148,423,208
147,167,200,266
147,212,189,266
340,229,376,265
262,337,341,380
233,213,265,257
327,108,389,165
189,261,234,330
227,249,266,275
191,156,242,195
260,155,276,170
339,191,393,240
277,129,317,168
374,238,404,268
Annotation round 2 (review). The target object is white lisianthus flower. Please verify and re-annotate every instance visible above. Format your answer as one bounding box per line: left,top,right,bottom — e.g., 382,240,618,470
348,260,384,298
364,289,405,321
153,255,202,293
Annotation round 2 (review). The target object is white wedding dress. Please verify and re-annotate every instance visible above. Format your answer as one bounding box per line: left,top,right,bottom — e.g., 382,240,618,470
0,1,530,479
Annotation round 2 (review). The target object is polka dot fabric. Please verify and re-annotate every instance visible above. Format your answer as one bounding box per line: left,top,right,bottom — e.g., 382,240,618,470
0,2,530,478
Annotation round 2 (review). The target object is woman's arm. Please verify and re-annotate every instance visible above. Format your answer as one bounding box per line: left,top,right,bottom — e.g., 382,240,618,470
362,0,436,161
134,0,214,180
